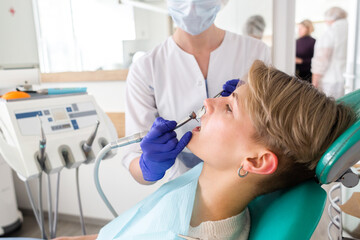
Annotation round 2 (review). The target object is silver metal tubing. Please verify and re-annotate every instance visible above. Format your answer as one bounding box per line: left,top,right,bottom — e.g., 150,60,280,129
38,173,47,239
47,174,53,238
24,180,41,227
76,167,87,235
52,172,61,237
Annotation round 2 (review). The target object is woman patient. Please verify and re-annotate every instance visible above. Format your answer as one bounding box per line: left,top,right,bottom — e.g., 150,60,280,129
55,60,355,240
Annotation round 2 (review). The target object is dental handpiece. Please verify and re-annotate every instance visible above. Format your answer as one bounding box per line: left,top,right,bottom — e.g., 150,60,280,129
38,117,47,169
109,111,197,149
83,120,100,153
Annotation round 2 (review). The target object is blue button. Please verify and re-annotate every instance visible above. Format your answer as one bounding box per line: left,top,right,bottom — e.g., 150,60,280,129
66,107,72,112
15,111,42,119
44,110,50,115
48,118,53,122
71,119,79,130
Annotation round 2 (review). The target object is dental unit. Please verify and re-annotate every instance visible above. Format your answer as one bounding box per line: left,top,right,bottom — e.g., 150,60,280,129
0,92,118,238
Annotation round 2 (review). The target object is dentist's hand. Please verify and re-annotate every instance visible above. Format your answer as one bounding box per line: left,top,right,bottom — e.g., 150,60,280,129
139,117,192,182
221,79,240,97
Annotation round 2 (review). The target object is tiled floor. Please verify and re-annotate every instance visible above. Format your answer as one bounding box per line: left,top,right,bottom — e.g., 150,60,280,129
2,212,103,239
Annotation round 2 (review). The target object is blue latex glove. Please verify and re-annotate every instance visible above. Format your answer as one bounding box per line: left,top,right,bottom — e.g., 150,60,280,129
221,79,240,97
139,117,192,182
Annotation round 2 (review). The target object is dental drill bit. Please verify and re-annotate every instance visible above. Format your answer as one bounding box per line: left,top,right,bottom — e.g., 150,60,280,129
174,111,197,130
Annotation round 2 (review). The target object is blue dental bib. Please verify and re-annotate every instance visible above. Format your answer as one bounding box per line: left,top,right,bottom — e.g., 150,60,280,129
97,163,203,240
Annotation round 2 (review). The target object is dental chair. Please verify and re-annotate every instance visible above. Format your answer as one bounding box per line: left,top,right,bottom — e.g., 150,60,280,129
4,90,360,240
248,89,360,240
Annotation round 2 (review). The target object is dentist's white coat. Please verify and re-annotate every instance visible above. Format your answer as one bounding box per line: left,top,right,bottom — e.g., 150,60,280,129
123,31,271,179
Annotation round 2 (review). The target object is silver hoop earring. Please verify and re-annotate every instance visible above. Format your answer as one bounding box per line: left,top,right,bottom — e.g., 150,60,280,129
238,166,249,178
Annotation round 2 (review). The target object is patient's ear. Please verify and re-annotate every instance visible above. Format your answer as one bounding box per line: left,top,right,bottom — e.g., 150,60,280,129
243,151,278,175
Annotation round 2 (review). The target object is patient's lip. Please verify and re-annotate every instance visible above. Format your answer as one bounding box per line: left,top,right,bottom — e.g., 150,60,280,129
192,126,201,132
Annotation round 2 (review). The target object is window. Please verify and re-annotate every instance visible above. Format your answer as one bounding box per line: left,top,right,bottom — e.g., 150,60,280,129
36,0,135,73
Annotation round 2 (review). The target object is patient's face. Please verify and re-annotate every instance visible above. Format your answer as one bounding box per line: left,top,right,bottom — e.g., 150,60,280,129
188,85,258,171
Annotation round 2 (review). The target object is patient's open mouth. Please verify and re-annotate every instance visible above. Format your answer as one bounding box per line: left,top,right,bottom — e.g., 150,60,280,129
192,126,201,132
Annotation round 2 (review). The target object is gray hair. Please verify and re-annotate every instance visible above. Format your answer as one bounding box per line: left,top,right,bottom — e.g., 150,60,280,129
325,7,347,21
243,15,266,39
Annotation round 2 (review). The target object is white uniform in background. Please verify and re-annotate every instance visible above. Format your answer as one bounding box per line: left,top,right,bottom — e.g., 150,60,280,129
123,31,271,180
311,19,348,99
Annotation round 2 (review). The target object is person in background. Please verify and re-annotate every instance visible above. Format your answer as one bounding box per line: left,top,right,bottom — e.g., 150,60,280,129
311,7,348,98
296,19,316,82
243,15,266,40
123,0,271,185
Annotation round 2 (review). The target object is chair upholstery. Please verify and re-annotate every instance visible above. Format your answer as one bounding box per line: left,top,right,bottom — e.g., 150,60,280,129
316,89,360,184
248,180,326,240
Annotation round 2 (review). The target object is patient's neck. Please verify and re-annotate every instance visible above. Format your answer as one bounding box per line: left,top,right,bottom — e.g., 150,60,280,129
190,163,256,227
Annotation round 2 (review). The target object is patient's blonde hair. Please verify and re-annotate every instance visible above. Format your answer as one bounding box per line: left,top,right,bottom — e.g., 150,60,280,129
244,60,356,192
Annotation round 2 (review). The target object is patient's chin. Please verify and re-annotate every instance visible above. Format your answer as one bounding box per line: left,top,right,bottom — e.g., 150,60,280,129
186,137,197,153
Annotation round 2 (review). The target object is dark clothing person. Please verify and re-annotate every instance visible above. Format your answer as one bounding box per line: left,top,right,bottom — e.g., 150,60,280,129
296,36,316,82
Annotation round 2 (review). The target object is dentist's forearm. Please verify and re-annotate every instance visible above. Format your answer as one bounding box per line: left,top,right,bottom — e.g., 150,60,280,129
129,157,156,185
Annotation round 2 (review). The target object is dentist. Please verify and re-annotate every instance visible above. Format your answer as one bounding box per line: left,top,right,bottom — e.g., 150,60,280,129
123,0,271,184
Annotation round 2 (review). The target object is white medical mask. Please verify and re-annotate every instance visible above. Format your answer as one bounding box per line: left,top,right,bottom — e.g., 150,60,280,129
168,0,222,36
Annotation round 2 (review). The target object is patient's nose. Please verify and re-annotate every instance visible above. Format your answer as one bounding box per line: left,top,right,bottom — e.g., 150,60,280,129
204,98,216,114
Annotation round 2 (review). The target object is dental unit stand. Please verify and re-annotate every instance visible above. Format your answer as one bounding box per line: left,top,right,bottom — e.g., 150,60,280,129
0,93,117,239
328,167,360,240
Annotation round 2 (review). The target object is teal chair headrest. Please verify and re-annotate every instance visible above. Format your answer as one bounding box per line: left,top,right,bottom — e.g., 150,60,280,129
316,89,360,184
248,180,326,240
